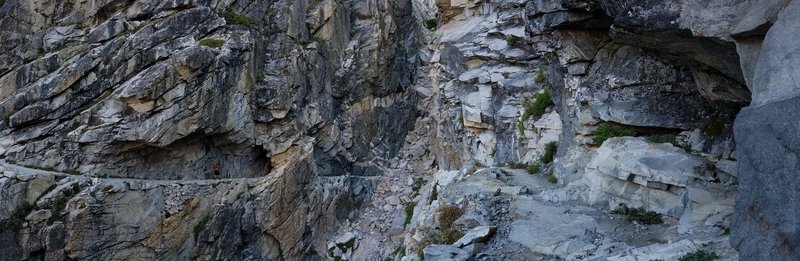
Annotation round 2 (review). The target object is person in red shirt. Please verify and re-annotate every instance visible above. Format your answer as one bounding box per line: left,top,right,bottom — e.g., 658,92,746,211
212,162,221,179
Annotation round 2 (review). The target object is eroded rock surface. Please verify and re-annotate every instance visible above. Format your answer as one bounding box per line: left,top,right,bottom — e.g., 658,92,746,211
1,0,799,260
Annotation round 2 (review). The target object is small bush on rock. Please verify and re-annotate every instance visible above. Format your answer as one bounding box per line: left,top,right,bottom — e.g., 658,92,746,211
424,19,438,30
198,39,224,48
505,35,524,48
545,170,558,184
540,142,557,164
524,90,553,120
222,11,259,26
678,250,720,261
193,216,210,242
437,204,464,244
2,111,12,122
403,201,417,229
519,90,553,135
527,163,541,174
611,204,663,225
646,134,677,145
535,68,546,83
592,123,637,146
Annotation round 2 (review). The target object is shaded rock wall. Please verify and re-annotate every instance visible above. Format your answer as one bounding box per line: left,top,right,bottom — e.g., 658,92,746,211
524,0,799,260
0,0,420,260
0,0,418,180
731,0,800,259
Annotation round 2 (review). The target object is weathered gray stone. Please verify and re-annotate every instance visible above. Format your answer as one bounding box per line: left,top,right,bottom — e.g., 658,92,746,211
733,95,800,260
453,226,495,248
422,244,470,261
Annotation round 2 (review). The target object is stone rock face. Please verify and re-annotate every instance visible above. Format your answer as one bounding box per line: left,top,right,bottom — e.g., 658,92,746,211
0,0,418,180
1,0,799,260
522,0,796,260
728,1,800,260
581,137,722,217
0,0,418,259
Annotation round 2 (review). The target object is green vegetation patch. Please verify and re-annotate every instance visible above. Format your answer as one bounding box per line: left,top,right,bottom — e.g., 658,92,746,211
505,34,524,48
193,216,210,242
428,183,438,204
540,142,557,164
222,11,259,26
611,204,663,225
519,90,553,135
526,163,541,174
646,134,677,145
678,250,720,261
545,170,558,184
535,67,546,83
437,204,464,244
411,177,425,197
310,35,326,44
592,123,637,146
2,111,12,122
198,38,224,48
424,19,438,31
403,201,417,229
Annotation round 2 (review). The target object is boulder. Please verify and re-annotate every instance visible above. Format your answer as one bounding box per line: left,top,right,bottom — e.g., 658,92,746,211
583,137,720,217
453,226,496,248
422,244,470,261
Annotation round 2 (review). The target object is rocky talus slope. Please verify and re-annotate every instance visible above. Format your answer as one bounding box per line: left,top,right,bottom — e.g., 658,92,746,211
1,0,799,260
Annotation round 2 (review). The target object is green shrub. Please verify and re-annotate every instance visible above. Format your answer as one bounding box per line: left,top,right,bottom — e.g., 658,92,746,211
678,250,719,261
222,11,259,26
540,142,557,164
498,53,506,63
403,201,417,229
505,35,524,48
193,216,210,242
2,111,12,122
310,35,326,44
386,246,406,261
546,171,558,184
428,183,438,204
508,163,526,169
256,72,265,82
437,205,464,244
527,163,541,174
611,204,663,225
424,19,438,31
198,38,224,48
411,177,425,197
519,91,553,135
592,123,637,146
646,134,677,145
535,69,546,83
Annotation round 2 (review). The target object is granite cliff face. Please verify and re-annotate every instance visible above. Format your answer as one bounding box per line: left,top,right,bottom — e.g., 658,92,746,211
1,0,798,260
1,0,419,259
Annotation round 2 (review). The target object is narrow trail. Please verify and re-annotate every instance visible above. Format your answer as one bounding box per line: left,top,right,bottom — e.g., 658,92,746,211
0,160,263,186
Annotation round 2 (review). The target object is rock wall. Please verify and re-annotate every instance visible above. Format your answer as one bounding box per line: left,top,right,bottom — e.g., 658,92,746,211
730,0,800,259
0,0,418,180
0,0,420,259
525,0,800,259
2,0,799,260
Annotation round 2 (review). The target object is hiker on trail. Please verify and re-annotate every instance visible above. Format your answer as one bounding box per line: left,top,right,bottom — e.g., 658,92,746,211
212,162,221,179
